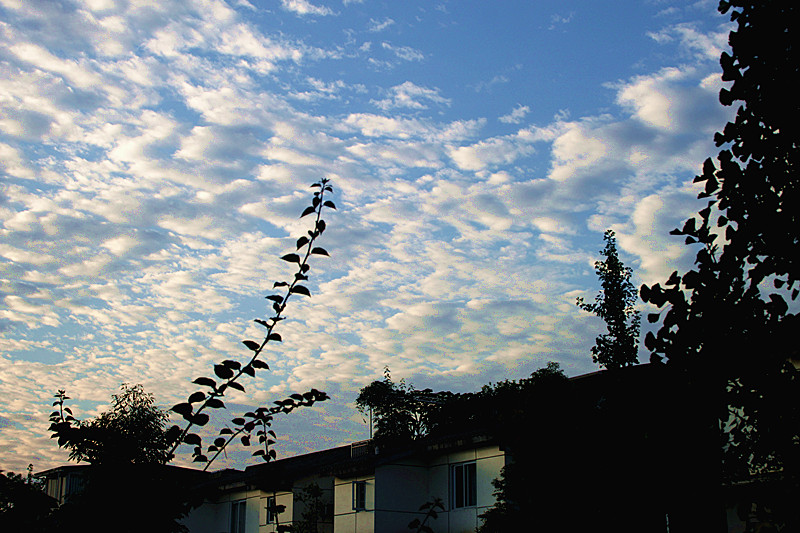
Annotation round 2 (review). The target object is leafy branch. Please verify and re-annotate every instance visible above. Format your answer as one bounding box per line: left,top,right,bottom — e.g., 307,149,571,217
165,178,336,465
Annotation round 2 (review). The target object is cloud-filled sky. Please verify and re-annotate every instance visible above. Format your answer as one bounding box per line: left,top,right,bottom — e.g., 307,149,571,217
1,0,733,472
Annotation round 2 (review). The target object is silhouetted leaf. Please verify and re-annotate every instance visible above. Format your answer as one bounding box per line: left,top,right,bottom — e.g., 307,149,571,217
232,417,245,425
311,247,329,256
296,236,309,249
252,360,269,369
228,381,245,392
222,359,242,370
214,437,226,448
183,433,201,445
172,403,192,416
291,285,310,296
214,365,234,380
255,319,269,328
281,253,301,264
220,428,234,435
188,392,206,404
193,455,208,463
206,398,225,409
301,206,316,218
242,365,255,377
241,340,260,353
266,295,284,304
273,281,289,288
241,436,251,446
323,200,336,209
193,377,217,388
191,413,210,426
268,333,282,342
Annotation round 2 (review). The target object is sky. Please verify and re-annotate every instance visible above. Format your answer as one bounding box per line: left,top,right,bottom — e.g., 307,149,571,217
0,0,735,473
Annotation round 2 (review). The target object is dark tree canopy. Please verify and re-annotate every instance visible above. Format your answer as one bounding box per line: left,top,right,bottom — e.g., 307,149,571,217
577,229,640,370
640,0,800,527
53,384,175,466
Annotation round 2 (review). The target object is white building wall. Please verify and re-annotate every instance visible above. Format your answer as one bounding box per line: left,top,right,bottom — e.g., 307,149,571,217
334,475,375,533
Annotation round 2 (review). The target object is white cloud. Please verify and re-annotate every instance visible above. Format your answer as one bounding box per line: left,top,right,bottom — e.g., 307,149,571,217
499,104,530,124
368,18,394,32
280,0,334,16
371,81,450,111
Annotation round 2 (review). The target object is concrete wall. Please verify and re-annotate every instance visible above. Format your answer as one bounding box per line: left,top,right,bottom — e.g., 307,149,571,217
334,475,375,533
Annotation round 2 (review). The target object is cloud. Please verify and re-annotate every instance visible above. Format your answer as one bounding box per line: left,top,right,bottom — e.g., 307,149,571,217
368,18,394,32
380,42,425,62
280,0,334,16
499,104,530,124
371,81,451,111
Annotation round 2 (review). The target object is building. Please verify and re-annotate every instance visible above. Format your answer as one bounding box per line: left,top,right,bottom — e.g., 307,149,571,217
183,431,506,533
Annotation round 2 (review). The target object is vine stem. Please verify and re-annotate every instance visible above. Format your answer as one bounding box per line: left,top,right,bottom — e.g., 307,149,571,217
168,179,333,462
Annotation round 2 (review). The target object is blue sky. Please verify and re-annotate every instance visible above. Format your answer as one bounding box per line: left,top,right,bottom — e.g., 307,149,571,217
0,0,733,472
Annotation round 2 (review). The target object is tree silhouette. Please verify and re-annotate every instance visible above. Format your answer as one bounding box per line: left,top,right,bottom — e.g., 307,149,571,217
577,230,640,370
640,0,800,528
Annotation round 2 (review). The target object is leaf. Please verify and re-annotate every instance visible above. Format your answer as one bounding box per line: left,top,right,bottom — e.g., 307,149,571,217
253,449,265,457
273,281,289,288
223,359,242,370
300,206,316,218
242,365,255,377
268,333,282,342
228,381,245,392
241,435,251,446
290,393,304,401
193,377,217,389
232,417,245,425
316,220,326,233
188,392,206,404
220,428,234,435
214,365,234,380
183,433,202,445
291,285,311,297
193,455,208,463
311,247,329,256
323,200,336,210
254,319,269,328
281,253,301,264
171,403,192,416
191,413,210,426
252,360,270,369
206,398,225,409
214,437,226,448
296,236,309,249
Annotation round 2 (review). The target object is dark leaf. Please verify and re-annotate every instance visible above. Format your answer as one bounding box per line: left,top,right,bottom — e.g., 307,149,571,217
183,433,202,445
223,359,242,369
232,417,245,425
273,281,289,288
214,365,234,380
266,295,284,304
291,285,311,297
220,428,234,435
268,333,282,342
214,437,226,447
191,413,210,426
253,449,265,457
252,360,270,369
206,398,225,409
311,247,329,256
296,236,309,249
193,377,217,388
290,393,304,400
323,200,336,209
242,340,260,351
171,403,192,416
281,253,301,264
316,220,326,233
193,455,208,463
188,391,206,404
228,381,246,392
242,365,255,377
255,319,269,328
241,436,251,446
300,206,316,218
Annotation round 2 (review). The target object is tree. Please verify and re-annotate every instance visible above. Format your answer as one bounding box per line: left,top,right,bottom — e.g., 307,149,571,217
577,229,641,370
355,368,447,444
640,0,800,528
0,467,56,532
50,384,174,466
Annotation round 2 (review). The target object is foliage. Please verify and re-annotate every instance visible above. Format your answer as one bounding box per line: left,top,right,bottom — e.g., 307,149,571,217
576,229,640,369
407,497,444,533
168,178,335,468
49,384,174,465
639,0,799,474
355,367,448,444
638,0,800,527
0,466,55,532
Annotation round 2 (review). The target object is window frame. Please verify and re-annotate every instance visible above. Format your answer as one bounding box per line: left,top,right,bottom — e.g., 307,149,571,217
450,461,477,509
230,499,246,533
265,495,277,524
352,480,367,511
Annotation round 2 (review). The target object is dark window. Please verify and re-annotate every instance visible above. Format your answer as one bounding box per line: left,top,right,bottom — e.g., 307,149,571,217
353,481,367,511
451,462,477,508
265,496,277,524
231,500,246,533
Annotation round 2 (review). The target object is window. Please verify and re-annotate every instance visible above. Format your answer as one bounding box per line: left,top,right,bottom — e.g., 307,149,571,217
352,481,366,511
231,499,246,533
265,496,277,524
451,462,477,508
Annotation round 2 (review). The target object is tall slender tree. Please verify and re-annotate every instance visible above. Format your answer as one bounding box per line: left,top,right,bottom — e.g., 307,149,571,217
577,230,640,370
